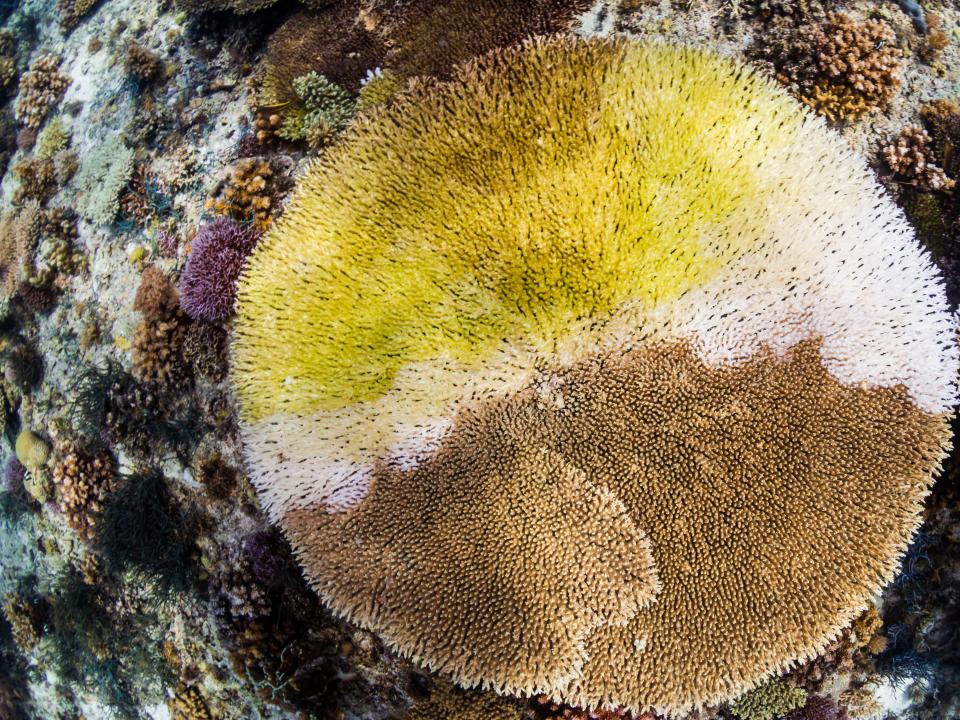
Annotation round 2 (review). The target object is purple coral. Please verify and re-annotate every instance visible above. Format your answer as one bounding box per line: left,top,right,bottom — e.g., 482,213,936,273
242,529,287,585
178,218,260,323
3,457,27,499
784,696,849,720
157,229,179,259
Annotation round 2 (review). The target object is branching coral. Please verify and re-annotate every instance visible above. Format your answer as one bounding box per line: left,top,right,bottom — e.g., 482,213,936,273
52,445,113,540
406,680,526,719
789,605,888,691
58,0,99,32
4,342,43,391
131,267,189,386
179,218,260,323
730,679,807,720
125,42,162,83
197,453,238,500
205,158,277,230
175,0,277,14
535,696,633,720
182,322,229,382
0,203,40,299
95,469,196,593
760,13,902,122
14,54,70,129
277,72,355,148
2,594,42,652
12,156,57,205
0,29,16,93
74,136,135,225
232,38,958,714
35,116,70,159
883,125,955,191
357,68,405,113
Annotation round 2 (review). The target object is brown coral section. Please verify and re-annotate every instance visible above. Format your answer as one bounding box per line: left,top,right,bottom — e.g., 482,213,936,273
261,2,386,103
363,0,594,79
284,339,949,712
405,680,526,719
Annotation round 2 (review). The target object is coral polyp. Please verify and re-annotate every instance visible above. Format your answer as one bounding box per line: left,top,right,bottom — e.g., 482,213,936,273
231,38,957,713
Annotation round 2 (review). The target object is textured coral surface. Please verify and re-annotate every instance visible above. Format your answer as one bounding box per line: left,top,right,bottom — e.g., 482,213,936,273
0,1,959,719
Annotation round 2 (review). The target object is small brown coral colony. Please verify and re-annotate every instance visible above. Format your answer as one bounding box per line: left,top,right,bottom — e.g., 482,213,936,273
205,159,275,230
14,54,70,129
763,13,902,122
53,446,113,539
883,125,955,191
131,267,189,386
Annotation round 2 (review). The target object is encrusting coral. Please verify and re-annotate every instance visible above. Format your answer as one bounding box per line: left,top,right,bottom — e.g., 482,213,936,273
179,218,260,323
231,38,958,714
730,679,807,720
14,54,70,129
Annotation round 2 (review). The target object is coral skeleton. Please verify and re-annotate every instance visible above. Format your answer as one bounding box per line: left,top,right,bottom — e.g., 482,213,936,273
231,39,959,714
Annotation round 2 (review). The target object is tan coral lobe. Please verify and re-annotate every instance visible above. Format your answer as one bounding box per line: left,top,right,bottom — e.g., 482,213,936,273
285,340,949,711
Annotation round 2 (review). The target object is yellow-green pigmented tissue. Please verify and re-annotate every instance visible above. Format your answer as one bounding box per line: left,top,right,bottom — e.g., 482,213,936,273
234,41,798,421
233,37,958,715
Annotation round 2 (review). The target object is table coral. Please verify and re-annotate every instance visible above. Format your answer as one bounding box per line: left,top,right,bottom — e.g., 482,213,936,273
14,54,69,129
362,0,594,78
232,38,958,714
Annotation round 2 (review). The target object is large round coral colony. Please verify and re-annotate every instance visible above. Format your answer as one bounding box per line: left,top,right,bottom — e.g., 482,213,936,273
231,38,958,714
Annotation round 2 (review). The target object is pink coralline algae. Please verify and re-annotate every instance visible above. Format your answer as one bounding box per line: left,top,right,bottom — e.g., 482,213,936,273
179,218,260,323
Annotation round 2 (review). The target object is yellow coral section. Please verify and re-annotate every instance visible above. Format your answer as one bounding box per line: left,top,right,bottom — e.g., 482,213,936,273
233,39,806,422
